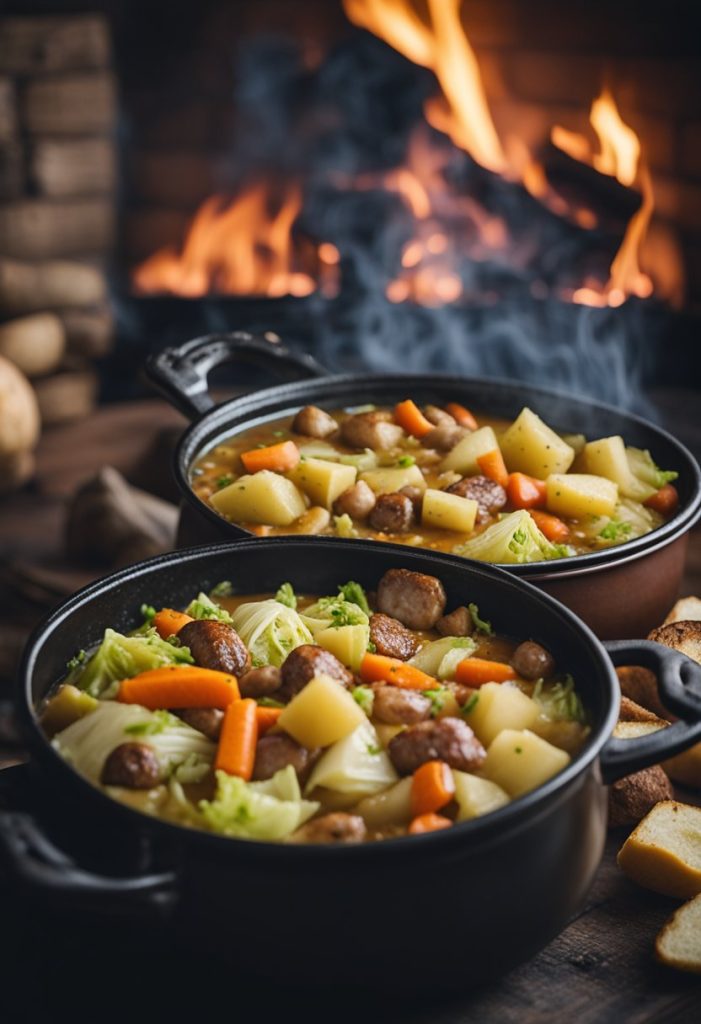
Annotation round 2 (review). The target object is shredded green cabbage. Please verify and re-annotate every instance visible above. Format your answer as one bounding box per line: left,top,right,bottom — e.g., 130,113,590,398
333,513,358,538
275,582,297,609
453,510,574,564
626,447,678,490
409,636,476,679
338,580,371,616
614,498,660,539
185,592,233,623
231,599,313,667
200,766,319,840
302,594,369,634
532,675,586,724
70,627,194,698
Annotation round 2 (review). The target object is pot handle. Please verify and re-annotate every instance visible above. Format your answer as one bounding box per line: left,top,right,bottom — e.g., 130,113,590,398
146,329,329,419
599,640,701,784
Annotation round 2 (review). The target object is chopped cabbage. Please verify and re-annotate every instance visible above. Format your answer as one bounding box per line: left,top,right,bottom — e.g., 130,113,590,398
298,441,340,460
337,580,371,616
305,721,398,798
333,513,358,538
302,592,370,634
338,449,378,472
185,592,233,623
409,636,476,679
231,599,313,667
199,766,319,840
626,447,678,490
453,509,574,564
614,498,661,539
275,582,297,608
70,627,194,698
532,676,586,724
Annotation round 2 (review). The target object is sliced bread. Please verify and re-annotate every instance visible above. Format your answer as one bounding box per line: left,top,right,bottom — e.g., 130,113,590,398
647,620,701,666
656,893,701,974
617,801,701,899
616,665,670,720
609,767,675,828
618,696,668,725
664,596,701,625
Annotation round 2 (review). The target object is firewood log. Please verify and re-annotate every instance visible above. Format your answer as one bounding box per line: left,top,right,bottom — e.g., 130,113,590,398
33,363,98,426
30,138,116,197
0,312,65,377
0,16,110,74
0,199,115,259
0,76,17,141
60,306,113,359
0,258,107,313
22,72,116,135
0,140,23,199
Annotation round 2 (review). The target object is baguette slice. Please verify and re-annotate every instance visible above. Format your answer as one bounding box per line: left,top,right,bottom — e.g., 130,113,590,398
656,893,701,974
664,596,701,625
647,621,701,666
616,665,670,720
608,766,674,828
617,801,701,899
618,695,667,725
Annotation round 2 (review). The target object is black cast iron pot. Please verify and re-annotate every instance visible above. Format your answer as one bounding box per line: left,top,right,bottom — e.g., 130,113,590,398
145,331,701,640
2,538,701,991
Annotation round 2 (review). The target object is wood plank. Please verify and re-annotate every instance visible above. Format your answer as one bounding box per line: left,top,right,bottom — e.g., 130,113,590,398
22,72,116,135
30,137,116,197
0,199,115,259
0,16,110,75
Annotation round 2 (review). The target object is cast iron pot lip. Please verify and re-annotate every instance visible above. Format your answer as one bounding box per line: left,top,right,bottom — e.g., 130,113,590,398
171,371,701,575
18,536,619,864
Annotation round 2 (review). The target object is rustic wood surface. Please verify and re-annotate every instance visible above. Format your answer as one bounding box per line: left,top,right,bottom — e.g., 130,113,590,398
0,399,700,1022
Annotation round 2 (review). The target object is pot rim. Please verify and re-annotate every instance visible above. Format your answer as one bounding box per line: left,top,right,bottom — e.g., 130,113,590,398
172,371,701,576
18,536,619,863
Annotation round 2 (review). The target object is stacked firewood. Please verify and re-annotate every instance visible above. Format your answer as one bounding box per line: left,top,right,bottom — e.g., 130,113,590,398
0,14,116,489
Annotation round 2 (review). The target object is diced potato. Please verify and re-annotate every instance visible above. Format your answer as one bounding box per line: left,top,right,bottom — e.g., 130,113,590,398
359,464,427,495
546,473,618,519
499,408,575,479
210,470,307,525
278,673,366,748
482,728,571,797
304,721,398,797
440,426,499,474
422,489,478,532
375,723,405,747
354,776,413,830
584,436,656,502
452,771,509,821
40,684,98,735
315,624,370,672
560,432,587,455
462,681,540,747
288,458,357,509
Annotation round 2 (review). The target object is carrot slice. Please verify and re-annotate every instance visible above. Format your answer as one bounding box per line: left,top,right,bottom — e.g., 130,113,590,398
256,705,283,735
408,812,453,835
506,472,547,510
248,524,273,537
215,698,258,779
240,440,300,474
118,666,240,709
152,608,194,640
359,652,436,691
476,448,509,488
454,657,516,687
394,399,434,438
529,509,570,543
644,483,679,515
411,760,456,817
445,402,478,430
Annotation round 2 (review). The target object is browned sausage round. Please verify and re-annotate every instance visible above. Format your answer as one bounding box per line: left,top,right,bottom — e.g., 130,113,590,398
388,718,486,775
178,707,224,740
178,620,251,676
368,492,415,533
436,606,474,637
333,480,377,520
279,644,353,700
252,734,317,782
238,665,282,699
101,742,162,789
424,405,456,427
447,475,507,523
422,423,467,451
291,812,367,844
398,485,423,515
292,405,338,438
369,613,420,660
371,684,431,724
511,640,556,680
376,568,447,630
341,411,404,450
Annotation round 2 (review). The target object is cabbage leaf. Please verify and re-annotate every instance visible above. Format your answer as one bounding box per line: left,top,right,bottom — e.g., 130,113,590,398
70,627,194,698
304,721,398,798
185,592,233,623
532,675,586,724
231,599,313,667
626,447,678,490
453,509,574,564
199,766,319,840
409,636,476,679
302,592,369,634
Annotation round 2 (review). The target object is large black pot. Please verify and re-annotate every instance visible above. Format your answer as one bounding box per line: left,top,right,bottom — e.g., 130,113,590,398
145,331,701,640
3,538,701,991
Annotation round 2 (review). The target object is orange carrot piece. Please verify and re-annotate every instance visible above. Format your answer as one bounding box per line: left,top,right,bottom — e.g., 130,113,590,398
644,483,679,515
248,524,273,537
256,706,283,735
529,509,570,543
454,657,516,687
408,812,453,835
215,698,258,779
394,399,434,438
445,402,478,430
359,652,436,691
477,448,509,488
118,666,240,709
240,440,300,474
152,608,194,640
506,472,547,510
411,760,456,817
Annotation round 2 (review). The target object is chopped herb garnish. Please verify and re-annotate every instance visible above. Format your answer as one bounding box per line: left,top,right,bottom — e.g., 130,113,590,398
515,746,523,754
352,685,374,715
211,580,233,597
468,603,493,635
367,641,377,654
165,634,182,648
397,454,415,468
140,603,157,624
461,693,479,715
216,475,234,489
366,742,382,756
66,649,87,671
275,582,297,609
257,696,285,709
424,686,449,717
272,430,286,438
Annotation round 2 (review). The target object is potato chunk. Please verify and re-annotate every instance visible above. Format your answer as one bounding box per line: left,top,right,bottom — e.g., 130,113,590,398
546,473,618,519
210,470,307,525
40,684,98,735
288,458,357,509
452,770,509,821
462,681,540,747
359,465,427,496
584,436,656,502
499,408,575,479
440,426,499,474
315,624,370,672
278,673,365,748
482,728,570,797
354,776,413,829
422,489,478,532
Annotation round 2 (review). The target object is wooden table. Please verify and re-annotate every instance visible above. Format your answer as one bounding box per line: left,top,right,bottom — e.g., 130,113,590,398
1,401,700,1022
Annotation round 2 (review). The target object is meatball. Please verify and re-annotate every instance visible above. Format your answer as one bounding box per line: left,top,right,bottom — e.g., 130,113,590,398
178,707,224,740
424,405,456,427
436,606,474,637
292,405,338,438
341,411,403,450
333,480,376,520
238,665,282,699
368,493,415,533
279,644,353,700
398,485,424,515
447,475,507,524
422,423,467,451
369,613,420,660
290,812,367,844
252,734,317,783
376,568,447,630
511,640,556,680
178,620,251,677
371,684,431,725
102,742,162,789
388,718,486,775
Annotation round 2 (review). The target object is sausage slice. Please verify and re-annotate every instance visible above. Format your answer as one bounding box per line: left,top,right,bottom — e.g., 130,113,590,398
238,665,282,699
178,620,251,677
369,613,420,660
511,640,556,680
292,405,338,439
376,568,446,630
371,684,431,724
102,742,162,789
252,734,317,783
178,708,224,740
388,718,486,775
290,812,367,844
447,475,507,523
368,493,415,533
279,644,353,700
341,412,403,450
436,606,474,637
